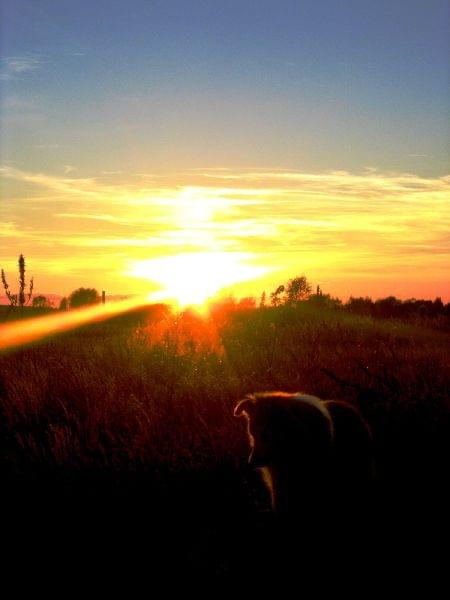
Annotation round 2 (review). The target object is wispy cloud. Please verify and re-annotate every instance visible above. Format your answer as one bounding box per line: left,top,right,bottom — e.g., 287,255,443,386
2,166,449,298
407,153,434,158
0,55,44,80
34,144,61,150
2,96,37,110
0,222,19,237
0,165,113,199
62,165,77,175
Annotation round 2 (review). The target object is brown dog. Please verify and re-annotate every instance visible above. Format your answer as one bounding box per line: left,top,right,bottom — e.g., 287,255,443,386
234,391,373,517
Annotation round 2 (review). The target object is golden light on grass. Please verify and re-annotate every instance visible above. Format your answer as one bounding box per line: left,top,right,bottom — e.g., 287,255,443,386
129,251,270,308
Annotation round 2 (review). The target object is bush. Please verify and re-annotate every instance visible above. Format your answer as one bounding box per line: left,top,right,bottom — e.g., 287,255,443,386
68,287,100,308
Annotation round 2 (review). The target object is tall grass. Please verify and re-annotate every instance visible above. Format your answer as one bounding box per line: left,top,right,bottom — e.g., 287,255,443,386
1,302,448,577
1,303,448,491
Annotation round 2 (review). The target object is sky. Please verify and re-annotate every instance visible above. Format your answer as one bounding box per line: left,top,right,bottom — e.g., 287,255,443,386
1,0,449,304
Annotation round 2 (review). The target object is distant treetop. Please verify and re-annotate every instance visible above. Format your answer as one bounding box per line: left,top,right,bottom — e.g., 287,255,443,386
32,295,52,308
68,287,100,308
270,275,312,306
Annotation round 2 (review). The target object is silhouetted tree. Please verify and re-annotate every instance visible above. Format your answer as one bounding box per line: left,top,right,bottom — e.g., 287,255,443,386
308,292,342,309
270,285,285,306
260,291,266,308
345,295,447,321
32,295,52,308
346,297,374,316
374,296,402,319
433,297,444,314
285,276,312,304
59,297,68,311
69,287,100,308
1,254,34,307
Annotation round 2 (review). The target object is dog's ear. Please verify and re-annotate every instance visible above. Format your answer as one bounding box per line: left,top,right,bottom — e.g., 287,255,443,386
233,397,255,418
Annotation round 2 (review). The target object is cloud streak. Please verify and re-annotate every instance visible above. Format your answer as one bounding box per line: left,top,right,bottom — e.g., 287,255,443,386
0,56,44,80
1,166,449,299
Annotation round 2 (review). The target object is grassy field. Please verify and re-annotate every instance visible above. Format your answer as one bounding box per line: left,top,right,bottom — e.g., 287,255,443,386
1,301,448,581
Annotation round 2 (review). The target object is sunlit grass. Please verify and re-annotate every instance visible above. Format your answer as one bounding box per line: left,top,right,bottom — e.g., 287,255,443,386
1,303,448,478
0,300,448,577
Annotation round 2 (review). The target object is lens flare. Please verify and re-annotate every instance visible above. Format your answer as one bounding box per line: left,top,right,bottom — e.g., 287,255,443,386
0,296,150,352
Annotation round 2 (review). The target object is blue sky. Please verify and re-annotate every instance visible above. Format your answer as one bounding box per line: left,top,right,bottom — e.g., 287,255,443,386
0,1,449,301
1,0,448,175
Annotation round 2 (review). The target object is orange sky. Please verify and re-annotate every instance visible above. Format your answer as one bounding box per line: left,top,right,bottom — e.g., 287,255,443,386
2,2,449,307
1,166,449,305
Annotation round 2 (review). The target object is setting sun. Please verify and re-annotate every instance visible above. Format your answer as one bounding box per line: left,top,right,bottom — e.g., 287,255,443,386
129,251,270,308
0,0,448,581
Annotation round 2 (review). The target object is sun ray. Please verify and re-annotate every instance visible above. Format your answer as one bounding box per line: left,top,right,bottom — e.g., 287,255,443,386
0,296,150,352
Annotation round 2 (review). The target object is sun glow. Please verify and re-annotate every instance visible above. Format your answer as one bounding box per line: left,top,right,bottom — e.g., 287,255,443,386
129,252,270,308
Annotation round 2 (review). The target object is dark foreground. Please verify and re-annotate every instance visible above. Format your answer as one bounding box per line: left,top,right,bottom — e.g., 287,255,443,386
1,304,448,587
2,469,446,590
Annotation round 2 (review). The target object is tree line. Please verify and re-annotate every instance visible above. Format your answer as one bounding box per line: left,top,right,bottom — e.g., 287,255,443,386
262,276,450,321
2,256,448,321
1,255,100,310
